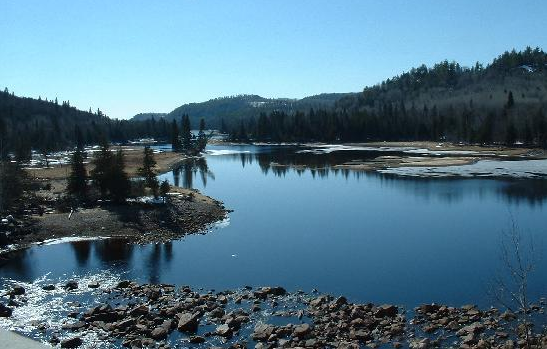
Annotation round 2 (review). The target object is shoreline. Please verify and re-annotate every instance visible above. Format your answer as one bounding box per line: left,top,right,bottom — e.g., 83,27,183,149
0,146,229,257
0,280,545,349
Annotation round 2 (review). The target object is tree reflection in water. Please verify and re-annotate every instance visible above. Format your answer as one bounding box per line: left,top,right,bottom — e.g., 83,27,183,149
172,157,215,189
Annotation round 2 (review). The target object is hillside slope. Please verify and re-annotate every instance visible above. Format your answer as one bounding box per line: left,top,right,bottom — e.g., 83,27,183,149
132,93,353,129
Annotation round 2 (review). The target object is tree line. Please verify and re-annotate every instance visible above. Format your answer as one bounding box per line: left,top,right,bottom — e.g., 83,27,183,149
229,48,547,146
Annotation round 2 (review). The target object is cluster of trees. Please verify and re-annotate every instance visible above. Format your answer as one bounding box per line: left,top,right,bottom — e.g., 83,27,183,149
66,142,170,205
170,115,208,154
229,94,547,146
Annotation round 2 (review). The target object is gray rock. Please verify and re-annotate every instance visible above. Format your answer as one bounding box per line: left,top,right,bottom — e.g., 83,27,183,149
60,337,82,348
292,323,311,338
216,324,232,338
177,312,200,333
64,281,78,290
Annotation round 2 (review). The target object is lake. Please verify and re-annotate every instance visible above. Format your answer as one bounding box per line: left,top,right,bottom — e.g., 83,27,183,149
1,144,546,312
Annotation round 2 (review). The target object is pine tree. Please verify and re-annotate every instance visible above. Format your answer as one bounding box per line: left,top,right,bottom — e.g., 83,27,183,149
160,180,170,203
181,114,192,150
197,118,207,152
138,146,159,197
171,120,180,151
90,141,114,198
67,148,88,201
110,149,131,202
507,91,515,108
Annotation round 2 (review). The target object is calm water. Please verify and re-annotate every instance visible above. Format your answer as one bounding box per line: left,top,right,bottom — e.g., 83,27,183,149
1,144,546,308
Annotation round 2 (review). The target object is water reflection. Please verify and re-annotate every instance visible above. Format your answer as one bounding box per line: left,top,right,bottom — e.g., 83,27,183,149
171,146,547,205
172,157,214,188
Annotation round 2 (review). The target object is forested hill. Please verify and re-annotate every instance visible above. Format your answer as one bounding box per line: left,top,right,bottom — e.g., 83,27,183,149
229,47,547,146
0,90,172,159
131,93,353,128
336,47,547,114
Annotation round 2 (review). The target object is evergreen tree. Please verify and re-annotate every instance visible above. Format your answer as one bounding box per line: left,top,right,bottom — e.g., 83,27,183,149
138,146,159,197
90,141,114,198
110,149,131,203
506,91,515,109
159,180,170,203
197,118,207,152
181,114,192,150
67,148,88,201
171,120,180,151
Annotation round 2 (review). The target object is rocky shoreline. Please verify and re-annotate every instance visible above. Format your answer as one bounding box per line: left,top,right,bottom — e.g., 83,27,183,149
1,281,545,349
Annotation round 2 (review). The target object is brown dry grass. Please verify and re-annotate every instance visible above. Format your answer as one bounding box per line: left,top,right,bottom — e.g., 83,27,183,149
26,146,185,181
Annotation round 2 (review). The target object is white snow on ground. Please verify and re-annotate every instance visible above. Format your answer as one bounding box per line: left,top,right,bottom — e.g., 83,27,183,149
296,144,483,156
379,159,547,178
206,149,251,156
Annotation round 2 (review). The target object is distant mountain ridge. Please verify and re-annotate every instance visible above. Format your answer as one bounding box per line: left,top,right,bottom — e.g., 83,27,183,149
131,93,355,128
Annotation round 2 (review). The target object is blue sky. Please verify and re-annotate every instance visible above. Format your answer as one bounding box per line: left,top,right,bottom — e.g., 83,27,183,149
2,1,546,119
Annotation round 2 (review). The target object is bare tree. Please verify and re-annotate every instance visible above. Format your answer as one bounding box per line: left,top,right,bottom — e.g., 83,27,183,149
489,218,540,349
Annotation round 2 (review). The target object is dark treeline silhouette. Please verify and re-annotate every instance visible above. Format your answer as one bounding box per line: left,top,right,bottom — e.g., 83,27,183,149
229,48,547,146
0,89,172,159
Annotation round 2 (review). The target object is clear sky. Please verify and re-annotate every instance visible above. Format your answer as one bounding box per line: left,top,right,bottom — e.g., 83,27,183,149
2,1,546,119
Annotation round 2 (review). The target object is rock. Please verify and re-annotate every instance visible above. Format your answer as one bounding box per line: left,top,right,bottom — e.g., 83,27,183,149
129,305,149,317
375,304,398,318
309,295,328,307
335,296,348,306
42,284,56,291
64,281,78,290
88,282,100,289
117,280,131,288
150,326,168,340
189,335,205,343
0,303,13,317
292,323,311,338
418,304,440,314
177,312,200,333
500,310,517,321
60,337,82,348
10,286,25,296
252,324,275,341
409,338,429,349
216,324,233,338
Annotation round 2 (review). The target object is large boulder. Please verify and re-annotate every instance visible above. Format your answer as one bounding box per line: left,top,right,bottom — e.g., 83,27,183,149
177,312,200,333
0,303,13,317
252,323,276,341
215,324,233,338
292,323,311,338
374,304,398,318
64,281,78,291
9,286,25,296
60,337,82,348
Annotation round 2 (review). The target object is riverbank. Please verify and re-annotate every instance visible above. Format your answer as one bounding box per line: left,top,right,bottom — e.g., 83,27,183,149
0,280,545,349
0,146,228,256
